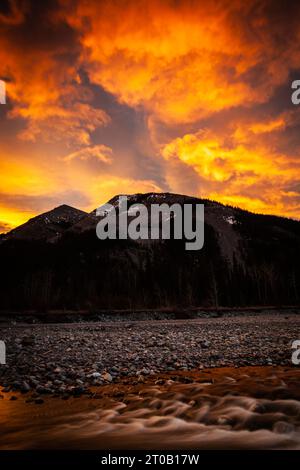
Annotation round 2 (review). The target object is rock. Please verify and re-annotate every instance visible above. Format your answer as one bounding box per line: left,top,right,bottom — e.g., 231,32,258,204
36,385,51,394
91,372,101,379
102,372,113,382
72,386,85,396
34,398,44,405
136,369,148,376
179,376,193,384
20,381,31,393
10,395,18,401
53,380,63,386
155,379,165,385
165,380,174,385
12,381,21,390
200,340,211,349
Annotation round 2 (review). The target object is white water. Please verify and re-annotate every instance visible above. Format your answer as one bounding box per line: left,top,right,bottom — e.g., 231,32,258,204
2,379,300,449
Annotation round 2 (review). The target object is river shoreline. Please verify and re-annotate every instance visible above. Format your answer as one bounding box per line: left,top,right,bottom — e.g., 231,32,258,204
1,314,299,395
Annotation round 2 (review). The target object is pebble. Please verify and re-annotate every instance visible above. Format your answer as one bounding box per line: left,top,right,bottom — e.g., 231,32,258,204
102,372,113,382
90,372,101,378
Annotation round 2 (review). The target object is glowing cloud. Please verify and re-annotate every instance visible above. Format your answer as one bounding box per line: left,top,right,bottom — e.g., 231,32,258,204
1,0,300,229
161,122,300,218
63,0,300,122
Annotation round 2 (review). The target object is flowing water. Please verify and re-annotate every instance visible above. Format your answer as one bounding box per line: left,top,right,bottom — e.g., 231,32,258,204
1,367,300,449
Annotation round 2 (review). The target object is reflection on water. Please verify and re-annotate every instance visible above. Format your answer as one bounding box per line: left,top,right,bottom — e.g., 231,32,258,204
1,367,300,449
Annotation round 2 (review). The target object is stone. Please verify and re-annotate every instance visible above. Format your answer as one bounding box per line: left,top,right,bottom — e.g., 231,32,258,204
102,372,113,382
20,381,31,393
200,340,211,349
91,372,101,379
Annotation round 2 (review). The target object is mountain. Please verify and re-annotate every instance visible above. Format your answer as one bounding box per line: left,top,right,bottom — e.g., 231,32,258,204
0,193,299,311
0,205,87,242
68,192,238,259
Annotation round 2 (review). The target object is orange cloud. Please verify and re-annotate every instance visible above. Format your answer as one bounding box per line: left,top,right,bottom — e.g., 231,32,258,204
161,122,300,218
249,118,286,135
63,0,300,123
14,99,110,146
63,144,113,163
0,3,110,147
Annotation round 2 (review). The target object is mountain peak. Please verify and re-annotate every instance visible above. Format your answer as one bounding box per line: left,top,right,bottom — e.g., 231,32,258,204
2,204,87,242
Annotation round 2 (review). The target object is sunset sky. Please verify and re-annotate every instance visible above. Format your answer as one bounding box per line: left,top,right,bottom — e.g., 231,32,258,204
1,0,300,232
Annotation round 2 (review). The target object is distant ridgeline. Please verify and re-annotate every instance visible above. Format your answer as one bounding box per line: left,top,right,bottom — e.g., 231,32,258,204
0,193,300,311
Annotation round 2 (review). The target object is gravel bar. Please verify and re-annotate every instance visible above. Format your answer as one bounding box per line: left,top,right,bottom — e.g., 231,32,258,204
0,314,299,396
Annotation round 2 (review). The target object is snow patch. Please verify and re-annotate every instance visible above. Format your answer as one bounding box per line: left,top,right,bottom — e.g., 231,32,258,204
224,215,237,225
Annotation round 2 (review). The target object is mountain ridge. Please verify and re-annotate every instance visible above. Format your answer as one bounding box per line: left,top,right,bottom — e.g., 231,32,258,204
0,192,299,310
2,193,299,239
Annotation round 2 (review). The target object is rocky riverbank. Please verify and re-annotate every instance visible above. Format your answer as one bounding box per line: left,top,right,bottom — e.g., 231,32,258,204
0,314,299,397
